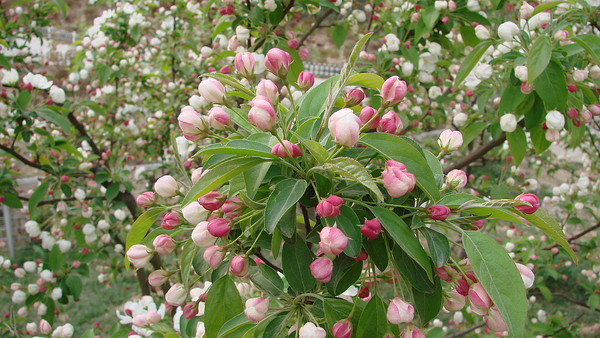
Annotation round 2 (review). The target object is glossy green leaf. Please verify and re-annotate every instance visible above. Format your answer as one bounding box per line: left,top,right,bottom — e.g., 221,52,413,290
281,237,316,292
356,295,389,338
182,157,267,206
298,76,338,124
392,246,435,293
454,40,494,87
363,236,388,271
370,207,433,282
437,193,482,207
332,205,362,257
250,264,285,298
319,157,384,202
217,313,256,338
264,178,307,234
421,228,450,268
180,240,198,286
199,140,276,159
326,254,362,296
412,277,442,324
125,207,164,251
298,138,329,165
517,209,577,263
531,1,567,16
51,0,68,16
346,73,384,89
572,34,600,65
463,231,527,338
527,36,552,84
204,275,244,338
36,108,72,135
332,24,347,48
506,126,527,166
28,181,48,220
65,275,82,299
360,133,439,200
49,245,65,271
533,60,567,111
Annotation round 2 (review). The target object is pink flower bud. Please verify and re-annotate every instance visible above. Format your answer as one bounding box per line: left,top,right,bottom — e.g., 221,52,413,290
198,78,226,104
221,197,245,219
332,318,352,338
165,283,187,306
382,160,416,198
318,227,348,256
299,322,326,338
191,167,207,185
381,76,408,106
183,303,199,319
248,96,277,131
198,191,225,211
469,283,492,315
471,219,485,230
400,325,425,338
271,140,302,158
520,81,533,94
127,244,152,269
485,307,507,332
297,71,315,91
148,269,169,287
207,107,231,130
436,266,456,282
515,263,534,289
445,169,467,189
386,297,414,324
207,218,232,237
257,79,279,104
230,255,250,277
244,297,269,321
178,107,207,141
310,257,333,283
154,175,178,198
378,111,403,134
553,30,568,41
589,104,600,116
427,205,451,220
361,218,382,239
132,314,149,327
345,89,365,106
514,193,539,214
234,52,255,78
328,108,361,147
264,48,291,77
39,319,51,334
359,106,380,130
203,246,226,269
443,289,466,311
136,192,155,207
191,221,217,248
438,129,463,152
152,235,176,255
315,195,344,218
161,212,181,230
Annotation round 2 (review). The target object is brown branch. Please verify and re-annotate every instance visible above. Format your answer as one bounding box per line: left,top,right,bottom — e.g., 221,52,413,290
298,8,335,48
545,222,600,250
443,133,507,174
255,248,283,273
543,313,584,337
553,293,600,312
67,112,102,158
0,143,44,171
445,322,486,338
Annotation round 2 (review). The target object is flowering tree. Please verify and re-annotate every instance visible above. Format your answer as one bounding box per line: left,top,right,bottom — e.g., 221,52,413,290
0,0,598,337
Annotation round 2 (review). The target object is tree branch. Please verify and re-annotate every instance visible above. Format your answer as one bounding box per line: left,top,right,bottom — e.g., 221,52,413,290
553,293,600,312
443,133,507,174
445,322,486,337
298,8,334,48
544,222,600,250
0,143,44,171
67,112,103,158
255,248,283,273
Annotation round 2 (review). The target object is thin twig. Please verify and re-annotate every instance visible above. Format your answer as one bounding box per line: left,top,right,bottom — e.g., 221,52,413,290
553,293,600,313
255,248,283,273
298,8,334,48
445,322,486,338
443,133,507,174
544,222,600,250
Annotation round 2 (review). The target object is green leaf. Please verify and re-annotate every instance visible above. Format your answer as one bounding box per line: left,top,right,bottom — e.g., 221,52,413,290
533,60,567,111
499,82,526,114
199,140,277,159
460,122,487,150
463,206,525,224
49,245,65,271
298,138,329,165
370,207,433,282
454,40,494,87
392,246,435,293
517,209,577,263
203,73,254,97
0,192,22,208
319,157,384,202
15,90,31,111
459,26,480,47
81,328,95,338
244,162,272,199
182,157,267,206
105,182,120,200
360,133,439,201
264,178,307,234
205,275,244,338
346,73,384,90
412,277,442,324
332,24,347,48
531,1,567,16
250,264,285,298
506,126,527,166
572,34,600,65
125,207,164,251
356,296,389,338
297,76,338,124
527,36,552,84
217,313,255,338
180,240,198,286
463,231,527,338
28,181,48,220
281,236,316,292
326,254,362,296
36,108,72,135
212,16,232,38
65,275,82,299
363,236,388,271
51,0,68,16
421,228,450,268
